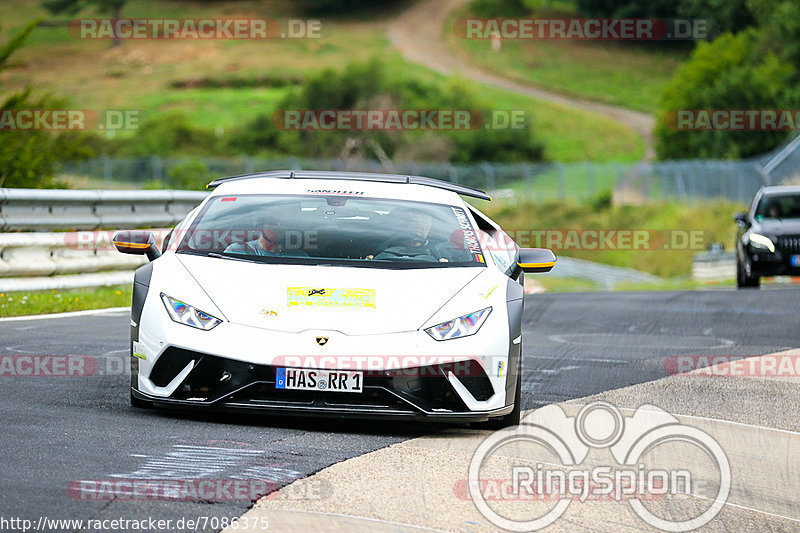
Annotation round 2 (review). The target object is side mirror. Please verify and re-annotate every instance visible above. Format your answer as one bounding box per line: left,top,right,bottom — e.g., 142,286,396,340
113,230,161,261
733,212,748,228
517,248,556,273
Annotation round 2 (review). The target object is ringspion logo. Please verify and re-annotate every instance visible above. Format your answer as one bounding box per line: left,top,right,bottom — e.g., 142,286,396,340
468,402,730,531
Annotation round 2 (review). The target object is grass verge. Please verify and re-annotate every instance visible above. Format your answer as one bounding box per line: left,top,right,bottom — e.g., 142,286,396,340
3,0,643,163
444,4,687,113
534,276,736,293
0,285,131,318
484,197,746,278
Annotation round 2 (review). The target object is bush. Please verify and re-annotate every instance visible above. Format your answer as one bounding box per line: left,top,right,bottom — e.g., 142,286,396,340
0,19,99,188
655,31,795,159
450,128,544,163
575,0,754,32
226,114,282,155
238,58,546,163
0,92,100,188
166,158,210,190
576,0,675,18
678,0,755,33
297,0,405,15
469,0,529,17
115,112,219,157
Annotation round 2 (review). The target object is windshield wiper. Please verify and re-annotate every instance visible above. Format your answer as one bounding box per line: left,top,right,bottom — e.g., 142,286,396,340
207,252,259,263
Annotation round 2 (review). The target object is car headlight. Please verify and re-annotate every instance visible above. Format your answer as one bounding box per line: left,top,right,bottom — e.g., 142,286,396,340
749,233,775,253
424,307,492,341
160,293,222,331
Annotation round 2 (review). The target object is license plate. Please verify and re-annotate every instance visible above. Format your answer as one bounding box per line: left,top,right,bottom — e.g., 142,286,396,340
275,367,363,393
792,255,800,267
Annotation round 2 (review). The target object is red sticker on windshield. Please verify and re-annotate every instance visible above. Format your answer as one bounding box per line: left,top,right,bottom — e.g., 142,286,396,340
220,197,237,202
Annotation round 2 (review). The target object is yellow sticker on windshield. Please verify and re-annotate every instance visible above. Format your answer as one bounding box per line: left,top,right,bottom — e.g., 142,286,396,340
287,287,376,309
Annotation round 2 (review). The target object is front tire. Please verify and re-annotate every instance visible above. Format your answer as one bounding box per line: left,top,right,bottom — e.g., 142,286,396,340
737,259,760,288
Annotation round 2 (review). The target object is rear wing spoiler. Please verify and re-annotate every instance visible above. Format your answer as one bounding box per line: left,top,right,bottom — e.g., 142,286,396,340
205,170,492,201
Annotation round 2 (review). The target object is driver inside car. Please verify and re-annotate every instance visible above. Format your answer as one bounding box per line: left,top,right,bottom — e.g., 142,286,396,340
370,209,443,262
225,211,309,257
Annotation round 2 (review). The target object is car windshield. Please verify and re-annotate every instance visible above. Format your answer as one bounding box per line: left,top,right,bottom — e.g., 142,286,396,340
176,194,487,268
755,193,800,220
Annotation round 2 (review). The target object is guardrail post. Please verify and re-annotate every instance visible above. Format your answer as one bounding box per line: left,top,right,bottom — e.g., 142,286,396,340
523,164,533,201
152,156,162,182
482,163,496,191
103,156,112,184
448,165,459,184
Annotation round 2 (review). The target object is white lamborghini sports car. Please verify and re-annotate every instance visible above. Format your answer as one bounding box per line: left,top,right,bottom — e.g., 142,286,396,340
114,171,556,427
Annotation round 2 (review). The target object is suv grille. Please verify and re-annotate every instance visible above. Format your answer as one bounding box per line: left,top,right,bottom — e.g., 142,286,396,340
776,235,800,255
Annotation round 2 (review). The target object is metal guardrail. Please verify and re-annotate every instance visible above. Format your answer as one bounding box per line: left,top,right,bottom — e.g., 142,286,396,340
0,231,173,278
692,251,736,281
0,229,173,292
0,188,207,231
0,188,202,292
0,272,137,293
548,256,662,289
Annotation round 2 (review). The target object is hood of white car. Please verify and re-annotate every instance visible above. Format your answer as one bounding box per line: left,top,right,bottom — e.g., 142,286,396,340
176,254,485,335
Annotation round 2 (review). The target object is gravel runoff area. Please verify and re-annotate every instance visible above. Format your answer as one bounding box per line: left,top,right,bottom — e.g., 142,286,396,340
226,349,800,532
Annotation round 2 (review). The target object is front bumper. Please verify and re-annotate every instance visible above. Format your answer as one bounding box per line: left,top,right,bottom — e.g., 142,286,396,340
747,251,800,277
747,235,800,277
132,349,512,423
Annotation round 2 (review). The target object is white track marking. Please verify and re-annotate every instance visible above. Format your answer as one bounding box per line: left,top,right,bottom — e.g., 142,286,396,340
0,307,129,323
615,405,800,437
689,493,800,524
528,355,627,364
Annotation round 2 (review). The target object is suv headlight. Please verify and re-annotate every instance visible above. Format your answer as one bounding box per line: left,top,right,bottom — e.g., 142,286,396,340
749,233,775,253
424,307,492,341
160,293,222,330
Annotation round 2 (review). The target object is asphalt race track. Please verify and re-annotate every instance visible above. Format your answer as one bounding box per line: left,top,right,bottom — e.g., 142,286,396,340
1,288,798,532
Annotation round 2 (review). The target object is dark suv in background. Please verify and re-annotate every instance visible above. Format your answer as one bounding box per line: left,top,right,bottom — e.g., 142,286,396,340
735,186,800,288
